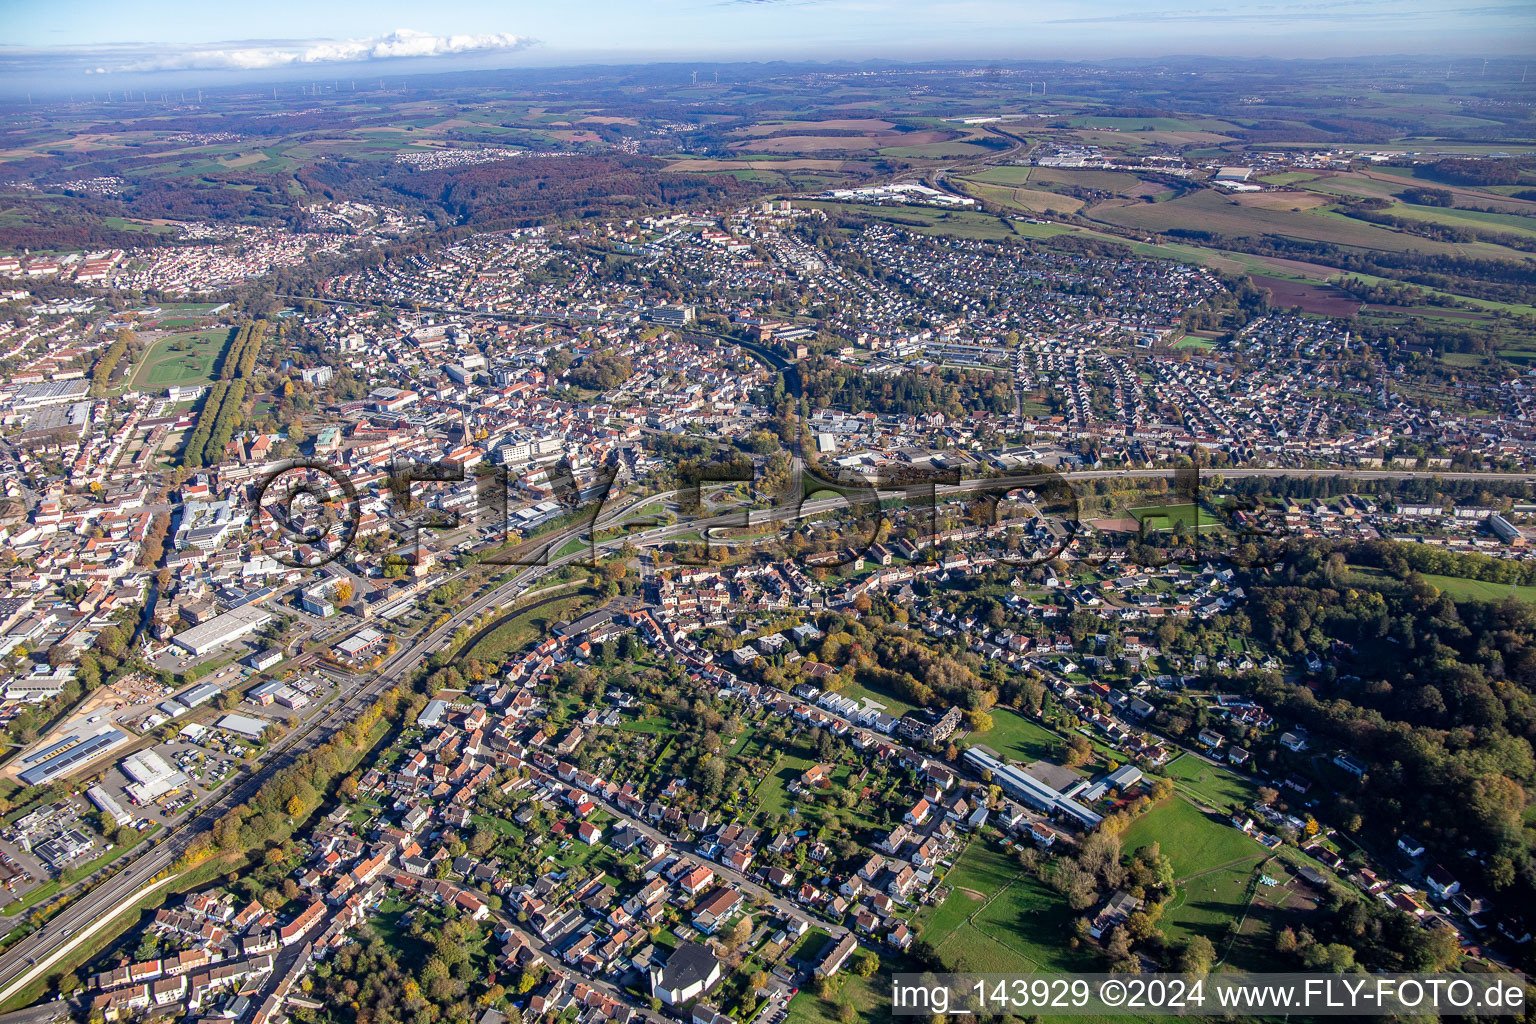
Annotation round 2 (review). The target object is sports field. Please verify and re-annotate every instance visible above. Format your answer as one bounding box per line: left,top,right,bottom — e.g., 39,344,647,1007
1173,334,1218,349
128,330,229,390
1128,502,1215,531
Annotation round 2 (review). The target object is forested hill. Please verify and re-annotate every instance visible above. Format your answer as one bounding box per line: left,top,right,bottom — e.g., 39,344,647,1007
1235,543,1535,907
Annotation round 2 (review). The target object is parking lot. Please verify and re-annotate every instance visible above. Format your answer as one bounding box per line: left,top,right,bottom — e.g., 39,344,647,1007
0,797,101,904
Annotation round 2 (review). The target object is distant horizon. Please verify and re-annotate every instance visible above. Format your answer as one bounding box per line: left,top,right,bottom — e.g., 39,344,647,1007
2,0,1533,97
2,47,1534,102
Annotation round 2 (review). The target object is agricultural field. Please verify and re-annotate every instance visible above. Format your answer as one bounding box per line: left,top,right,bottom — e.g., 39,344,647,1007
730,135,886,154
1256,171,1323,186
1028,167,1169,196
666,158,849,173
1063,116,1245,135
957,178,1085,216
963,165,1038,186
1384,201,1536,240
731,118,898,137
1087,187,1535,260
1249,274,1362,316
879,141,998,159
803,201,1026,241
100,216,180,235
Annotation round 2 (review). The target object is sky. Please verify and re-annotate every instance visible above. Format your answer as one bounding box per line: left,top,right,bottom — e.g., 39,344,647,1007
2,0,1534,92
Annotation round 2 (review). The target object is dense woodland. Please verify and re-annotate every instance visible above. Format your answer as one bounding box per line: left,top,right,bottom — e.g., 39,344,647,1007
1420,157,1536,186
1235,544,1536,909
383,155,759,226
800,357,1015,418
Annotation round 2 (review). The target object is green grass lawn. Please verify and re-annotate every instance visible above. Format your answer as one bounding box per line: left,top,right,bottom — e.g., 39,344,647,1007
1420,572,1536,604
1346,564,1536,604
1120,795,1260,880
918,838,1020,934
966,165,1036,185
919,840,1099,975
1385,202,1536,240
459,589,601,664
1256,172,1322,186
102,216,180,235
554,536,589,559
1221,858,1322,971
1161,753,1258,812
1174,334,1218,349
965,872,1101,972
968,708,1062,763
958,178,1086,217
838,679,920,719
1129,502,1214,531
751,752,815,817
1120,797,1267,960
1159,856,1266,953
129,329,230,390
617,714,680,736
786,972,888,1024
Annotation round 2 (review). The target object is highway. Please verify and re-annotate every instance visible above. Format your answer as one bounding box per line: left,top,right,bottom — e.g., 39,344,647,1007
573,464,1536,563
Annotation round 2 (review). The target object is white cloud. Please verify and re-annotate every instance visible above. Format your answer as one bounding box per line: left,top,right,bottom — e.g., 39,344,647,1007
86,28,535,74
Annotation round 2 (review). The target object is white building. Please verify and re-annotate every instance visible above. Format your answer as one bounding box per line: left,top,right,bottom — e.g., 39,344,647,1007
172,605,274,656
121,749,190,804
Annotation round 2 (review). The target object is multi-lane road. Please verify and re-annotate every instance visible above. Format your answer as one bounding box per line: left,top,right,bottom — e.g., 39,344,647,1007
0,472,695,1005
0,505,633,1004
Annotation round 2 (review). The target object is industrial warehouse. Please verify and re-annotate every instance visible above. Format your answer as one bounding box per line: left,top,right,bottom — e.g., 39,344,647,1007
170,605,273,657
962,747,1103,828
